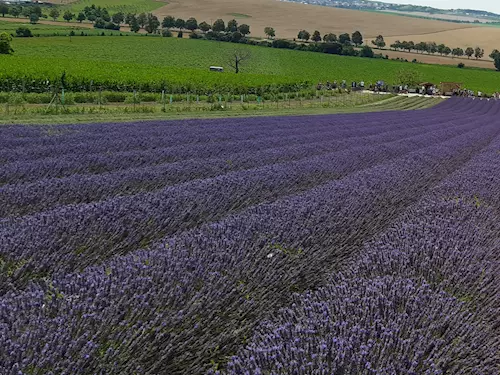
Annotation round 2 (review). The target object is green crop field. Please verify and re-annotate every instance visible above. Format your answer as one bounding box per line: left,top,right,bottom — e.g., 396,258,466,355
60,0,166,15
2,35,500,93
0,20,124,36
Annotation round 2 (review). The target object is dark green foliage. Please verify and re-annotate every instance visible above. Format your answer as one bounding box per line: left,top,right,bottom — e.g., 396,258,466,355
15,27,33,38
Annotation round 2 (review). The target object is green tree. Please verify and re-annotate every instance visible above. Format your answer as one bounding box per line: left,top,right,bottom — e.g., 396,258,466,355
227,19,238,32
297,30,310,41
238,24,250,36
395,68,423,87
112,12,124,24
231,31,242,42
174,18,185,30
129,15,140,32
0,4,8,17
0,32,13,54
494,55,500,71
212,19,225,32
16,26,33,37
437,43,446,55
29,13,39,24
199,21,210,32
371,35,385,48
465,47,474,59
474,47,484,59
10,6,21,18
323,33,336,42
338,33,351,45
125,13,135,25
49,8,60,21
94,17,105,29
185,17,198,31
360,45,374,57
137,12,147,28
489,49,500,59
426,41,437,54
415,42,427,54
87,13,96,23
77,12,86,23
264,26,275,39
162,15,175,28
311,30,321,42
443,46,451,56
351,30,363,46
145,13,160,33
63,10,74,22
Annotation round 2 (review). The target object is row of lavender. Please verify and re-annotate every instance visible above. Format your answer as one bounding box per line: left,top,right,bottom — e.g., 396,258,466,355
1,99,499,373
1,99,490,291
0,109,493,292
219,125,500,375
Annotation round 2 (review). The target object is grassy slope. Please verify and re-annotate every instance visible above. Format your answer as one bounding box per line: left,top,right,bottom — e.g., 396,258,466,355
2,36,500,93
0,96,444,125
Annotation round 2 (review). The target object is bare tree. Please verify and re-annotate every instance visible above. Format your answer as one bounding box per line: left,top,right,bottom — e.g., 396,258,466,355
227,49,251,74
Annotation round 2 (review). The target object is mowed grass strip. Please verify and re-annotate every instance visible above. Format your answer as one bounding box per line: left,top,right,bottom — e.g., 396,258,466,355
3,36,500,92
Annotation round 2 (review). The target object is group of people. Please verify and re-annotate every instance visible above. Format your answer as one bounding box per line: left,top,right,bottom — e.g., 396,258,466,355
316,80,365,91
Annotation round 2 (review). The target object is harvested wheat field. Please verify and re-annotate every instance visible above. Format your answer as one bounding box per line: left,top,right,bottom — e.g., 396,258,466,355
384,28,500,61
154,0,475,40
380,50,494,69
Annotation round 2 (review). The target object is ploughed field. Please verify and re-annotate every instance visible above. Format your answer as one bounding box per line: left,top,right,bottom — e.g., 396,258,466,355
1,98,500,374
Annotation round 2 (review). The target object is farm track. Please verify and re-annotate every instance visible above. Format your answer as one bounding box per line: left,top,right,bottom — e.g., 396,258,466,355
1,98,499,374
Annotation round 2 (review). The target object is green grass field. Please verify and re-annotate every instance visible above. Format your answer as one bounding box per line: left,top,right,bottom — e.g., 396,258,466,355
2,35,500,93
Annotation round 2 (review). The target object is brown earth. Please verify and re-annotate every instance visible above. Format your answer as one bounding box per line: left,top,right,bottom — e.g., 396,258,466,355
153,0,475,40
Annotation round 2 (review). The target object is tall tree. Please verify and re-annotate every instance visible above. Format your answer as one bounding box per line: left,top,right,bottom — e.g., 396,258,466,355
137,13,147,28
489,49,500,59
199,21,210,33
0,32,14,54
227,48,250,73
77,12,86,23
226,19,238,32
30,13,39,24
212,19,225,32
351,31,363,46
185,17,198,31
174,18,186,30
311,30,321,42
297,30,310,41
371,35,386,48
145,13,160,33
129,15,140,33
426,42,437,54
10,6,21,18
338,33,351,45
474,47,484,59
442,46,451,56
323,33,337,43
494,55,500,71
49,8,60,21
465,47,474,59
238,24,250,36
112,12,124,24
264,26,275,39
162,15,175,29
63,10,74,22
0,4,8,17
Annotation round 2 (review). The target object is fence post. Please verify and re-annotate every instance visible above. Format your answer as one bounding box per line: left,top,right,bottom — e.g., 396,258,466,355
162,90,166,112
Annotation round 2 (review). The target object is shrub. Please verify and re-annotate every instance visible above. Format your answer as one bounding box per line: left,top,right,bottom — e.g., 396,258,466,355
15,27,33,38
458,63,465,68
177,31,183,38
162,29,173,37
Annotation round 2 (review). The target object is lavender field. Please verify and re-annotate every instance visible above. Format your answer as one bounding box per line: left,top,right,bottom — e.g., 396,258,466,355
1,98,499,374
